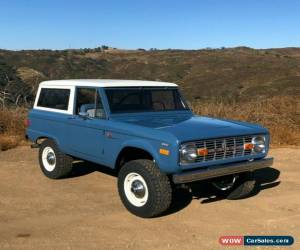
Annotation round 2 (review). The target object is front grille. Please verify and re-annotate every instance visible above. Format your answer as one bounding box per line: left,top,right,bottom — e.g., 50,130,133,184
194,135,253,162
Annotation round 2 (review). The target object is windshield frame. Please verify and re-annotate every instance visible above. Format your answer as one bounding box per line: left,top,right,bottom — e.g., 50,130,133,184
103,86,191,114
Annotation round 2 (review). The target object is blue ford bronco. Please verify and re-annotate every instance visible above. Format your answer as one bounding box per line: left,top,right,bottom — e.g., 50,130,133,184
26,79,273,218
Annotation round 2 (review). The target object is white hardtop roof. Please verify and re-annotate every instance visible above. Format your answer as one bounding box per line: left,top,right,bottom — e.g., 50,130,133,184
40,79,178,87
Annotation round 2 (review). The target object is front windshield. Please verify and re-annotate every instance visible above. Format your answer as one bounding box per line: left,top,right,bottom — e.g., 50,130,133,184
105,87,189,113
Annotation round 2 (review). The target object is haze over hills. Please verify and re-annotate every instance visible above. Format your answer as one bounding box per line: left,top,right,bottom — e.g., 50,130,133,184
0,46,299,106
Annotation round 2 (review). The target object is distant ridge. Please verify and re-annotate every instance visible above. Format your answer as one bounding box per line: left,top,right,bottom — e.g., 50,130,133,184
0,47,299,105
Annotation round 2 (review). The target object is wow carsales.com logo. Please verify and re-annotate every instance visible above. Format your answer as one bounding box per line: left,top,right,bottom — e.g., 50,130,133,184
219,236,294,246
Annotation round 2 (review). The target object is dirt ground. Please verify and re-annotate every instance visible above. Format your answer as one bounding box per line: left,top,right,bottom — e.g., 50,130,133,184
0,146,299,250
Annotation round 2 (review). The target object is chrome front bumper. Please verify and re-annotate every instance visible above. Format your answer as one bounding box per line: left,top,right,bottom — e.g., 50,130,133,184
172,157,274,184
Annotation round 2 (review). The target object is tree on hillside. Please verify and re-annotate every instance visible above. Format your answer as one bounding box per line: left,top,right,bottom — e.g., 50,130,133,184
0,61,33,108
101,45,109,50
94,47,102,52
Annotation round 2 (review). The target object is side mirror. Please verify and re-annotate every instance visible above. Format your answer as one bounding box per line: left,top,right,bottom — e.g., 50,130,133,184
78,111,90,119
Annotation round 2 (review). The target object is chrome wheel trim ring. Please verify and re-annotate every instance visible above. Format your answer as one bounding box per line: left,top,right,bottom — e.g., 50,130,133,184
212,175,237,191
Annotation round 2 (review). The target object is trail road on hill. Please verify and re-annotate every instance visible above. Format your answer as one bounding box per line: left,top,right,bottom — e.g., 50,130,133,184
0,146,299,249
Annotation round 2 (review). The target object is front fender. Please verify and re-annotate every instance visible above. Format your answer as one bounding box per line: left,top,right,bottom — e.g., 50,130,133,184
119,139,160,163
115,139,179,174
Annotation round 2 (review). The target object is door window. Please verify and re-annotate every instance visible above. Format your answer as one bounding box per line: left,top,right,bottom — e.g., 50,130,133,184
75,88,105,119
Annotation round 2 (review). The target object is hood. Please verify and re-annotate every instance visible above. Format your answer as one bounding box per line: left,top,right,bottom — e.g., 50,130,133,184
112,112,268,142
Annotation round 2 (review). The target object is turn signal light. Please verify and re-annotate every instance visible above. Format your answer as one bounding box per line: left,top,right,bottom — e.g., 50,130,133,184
244,143,254,150
197,148,208,156
159,148,170,156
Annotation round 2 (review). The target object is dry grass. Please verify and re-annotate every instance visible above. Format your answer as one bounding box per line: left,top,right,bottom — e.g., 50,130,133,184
192,96,300,146
0,108,28,151
0,96,299,151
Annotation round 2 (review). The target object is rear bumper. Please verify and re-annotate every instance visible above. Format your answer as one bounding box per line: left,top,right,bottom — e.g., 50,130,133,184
172,157,273,184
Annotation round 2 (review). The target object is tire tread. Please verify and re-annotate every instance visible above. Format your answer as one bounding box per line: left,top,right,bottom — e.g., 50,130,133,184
39,139,73,179
118,159,172,218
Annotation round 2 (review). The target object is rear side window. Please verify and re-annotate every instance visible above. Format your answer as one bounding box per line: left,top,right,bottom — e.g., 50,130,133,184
37,88,70,110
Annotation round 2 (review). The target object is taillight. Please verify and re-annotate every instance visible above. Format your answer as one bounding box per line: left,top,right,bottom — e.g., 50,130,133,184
24,118,31,127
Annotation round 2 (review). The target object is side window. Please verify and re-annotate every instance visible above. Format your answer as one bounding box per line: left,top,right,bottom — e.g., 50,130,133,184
75,88,105,119
37,88,70,110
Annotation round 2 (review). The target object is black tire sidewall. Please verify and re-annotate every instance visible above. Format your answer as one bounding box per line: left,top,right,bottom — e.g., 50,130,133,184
226,172,257,200
39,139,71,179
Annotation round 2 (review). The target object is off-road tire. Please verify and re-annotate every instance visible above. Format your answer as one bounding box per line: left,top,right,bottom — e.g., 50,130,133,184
39,139,73,179
118,159,172,218
226,172,257,200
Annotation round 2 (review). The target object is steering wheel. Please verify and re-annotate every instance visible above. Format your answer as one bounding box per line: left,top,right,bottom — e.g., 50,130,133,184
153,101,166,110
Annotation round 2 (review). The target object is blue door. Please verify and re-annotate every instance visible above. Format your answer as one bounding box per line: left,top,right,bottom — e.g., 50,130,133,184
68,87,107,163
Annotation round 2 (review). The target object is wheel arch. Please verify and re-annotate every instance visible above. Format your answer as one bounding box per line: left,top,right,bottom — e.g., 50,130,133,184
36,136,50,144
115,144,157,173
35,135,60,147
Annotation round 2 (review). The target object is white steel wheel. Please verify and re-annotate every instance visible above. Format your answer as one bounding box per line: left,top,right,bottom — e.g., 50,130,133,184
118,159,172,218
124,172,149,207
41,146,56,172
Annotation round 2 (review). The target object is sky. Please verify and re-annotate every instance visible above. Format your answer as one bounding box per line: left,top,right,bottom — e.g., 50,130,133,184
0,0,300,50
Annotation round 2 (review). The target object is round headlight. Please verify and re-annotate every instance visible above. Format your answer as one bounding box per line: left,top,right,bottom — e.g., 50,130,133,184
180,144,198,163
252,136,266,153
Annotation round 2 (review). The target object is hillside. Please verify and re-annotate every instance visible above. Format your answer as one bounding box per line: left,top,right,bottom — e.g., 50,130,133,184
0,47,300,104
0,47,299,149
